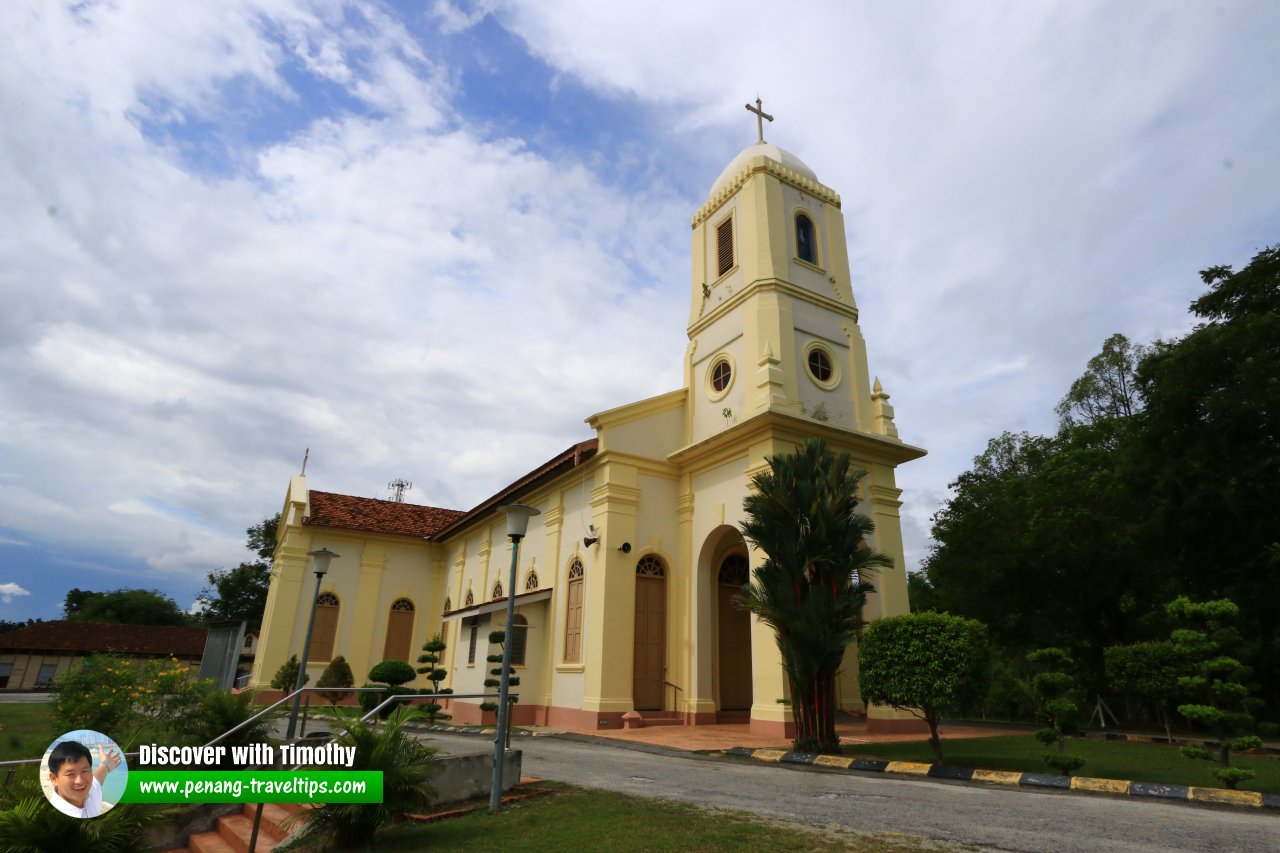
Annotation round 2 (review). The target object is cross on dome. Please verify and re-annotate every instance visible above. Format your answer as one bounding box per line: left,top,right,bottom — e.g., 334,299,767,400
745,97,773,144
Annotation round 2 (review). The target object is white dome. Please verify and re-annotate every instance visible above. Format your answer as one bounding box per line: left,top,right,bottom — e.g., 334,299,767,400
709,142,817,197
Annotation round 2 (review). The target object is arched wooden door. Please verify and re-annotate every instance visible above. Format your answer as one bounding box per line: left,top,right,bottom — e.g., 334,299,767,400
717,554,753,710
632,555,667,710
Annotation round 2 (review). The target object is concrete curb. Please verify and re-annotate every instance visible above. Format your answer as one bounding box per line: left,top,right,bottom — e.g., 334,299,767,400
724,747,1280,812
1085,731,1280,757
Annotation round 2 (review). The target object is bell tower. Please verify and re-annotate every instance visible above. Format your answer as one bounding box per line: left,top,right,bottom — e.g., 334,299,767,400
683,104,897,448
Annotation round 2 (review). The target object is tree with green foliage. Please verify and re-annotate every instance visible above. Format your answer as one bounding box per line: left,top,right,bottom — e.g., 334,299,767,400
270,654,307,691
858,612,990,764
922,421,1160,696
64,587,191,626
1167,597,1261,789
740,437,889,754
54,654,212,748
481,630,518,715
0,768,163,852
1054,333,1150,428
1135,246,1280,719
921,247,1280,725
360,659,418,718
283,706,438,849
197,514,280,627
1105,640,1184,742
0,617,43,634
317,655,355,703
416,634,452,723
1027,647,1086,776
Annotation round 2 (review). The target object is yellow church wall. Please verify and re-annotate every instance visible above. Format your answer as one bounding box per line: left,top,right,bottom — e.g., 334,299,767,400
690,328,746,444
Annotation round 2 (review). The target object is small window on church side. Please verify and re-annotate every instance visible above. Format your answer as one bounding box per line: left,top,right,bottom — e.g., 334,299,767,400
565,559,584,663
467,619,478,665
711,359,732,393
796,212,816,264
716,216,734,277
510,615,529,667
306,592,340,662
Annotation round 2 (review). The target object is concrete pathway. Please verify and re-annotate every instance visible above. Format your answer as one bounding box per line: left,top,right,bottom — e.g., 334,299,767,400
559,718,1026,752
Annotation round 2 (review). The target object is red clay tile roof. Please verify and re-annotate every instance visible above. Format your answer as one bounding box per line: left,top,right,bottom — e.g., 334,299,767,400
305,492,467,538
0,620,207,656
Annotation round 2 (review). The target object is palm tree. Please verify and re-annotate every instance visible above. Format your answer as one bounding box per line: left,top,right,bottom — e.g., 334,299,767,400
740,437,890,753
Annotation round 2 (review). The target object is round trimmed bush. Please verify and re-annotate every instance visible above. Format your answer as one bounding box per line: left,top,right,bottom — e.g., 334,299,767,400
368,659,416,687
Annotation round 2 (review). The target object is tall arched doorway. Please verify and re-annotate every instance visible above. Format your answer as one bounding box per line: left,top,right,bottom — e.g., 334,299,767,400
633,555,667,710
717,554,753,710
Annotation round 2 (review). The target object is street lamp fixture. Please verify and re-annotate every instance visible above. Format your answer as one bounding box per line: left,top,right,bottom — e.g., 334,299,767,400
285,547,340,741
490,503,539,813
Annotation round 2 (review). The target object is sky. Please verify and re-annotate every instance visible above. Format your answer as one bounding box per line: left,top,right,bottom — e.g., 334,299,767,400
2,1,1278,622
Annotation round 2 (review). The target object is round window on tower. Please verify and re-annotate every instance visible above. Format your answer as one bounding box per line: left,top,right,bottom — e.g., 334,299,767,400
805,343,840,390
707,355,734,401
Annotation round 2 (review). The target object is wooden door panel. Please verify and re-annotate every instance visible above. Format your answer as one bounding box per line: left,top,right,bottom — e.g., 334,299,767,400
718,585,753,710
633,576,666,710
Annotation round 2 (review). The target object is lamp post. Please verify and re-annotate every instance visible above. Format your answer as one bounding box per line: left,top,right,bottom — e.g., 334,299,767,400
490,503,539,813
285,547,339,742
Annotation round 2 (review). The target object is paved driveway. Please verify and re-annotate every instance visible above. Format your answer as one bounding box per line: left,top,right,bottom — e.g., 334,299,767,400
419,730,1277,853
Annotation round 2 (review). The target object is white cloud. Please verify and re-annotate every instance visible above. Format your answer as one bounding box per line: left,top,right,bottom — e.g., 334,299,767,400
0,0,1277,600
0,583,31,604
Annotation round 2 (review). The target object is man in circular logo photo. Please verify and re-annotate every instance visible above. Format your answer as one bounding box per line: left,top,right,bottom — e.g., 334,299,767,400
42,731,126,818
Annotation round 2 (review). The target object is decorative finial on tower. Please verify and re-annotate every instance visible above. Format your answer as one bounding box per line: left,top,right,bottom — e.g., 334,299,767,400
745,97,774,144
870,377,900,439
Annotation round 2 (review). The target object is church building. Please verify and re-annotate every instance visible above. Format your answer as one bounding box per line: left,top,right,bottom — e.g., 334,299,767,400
249,114,926,737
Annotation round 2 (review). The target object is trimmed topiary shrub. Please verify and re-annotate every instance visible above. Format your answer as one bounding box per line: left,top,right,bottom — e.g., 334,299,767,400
317,655,355,703
368,659,416,687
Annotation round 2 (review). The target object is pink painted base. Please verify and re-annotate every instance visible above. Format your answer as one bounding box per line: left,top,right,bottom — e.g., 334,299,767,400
749,717,796,740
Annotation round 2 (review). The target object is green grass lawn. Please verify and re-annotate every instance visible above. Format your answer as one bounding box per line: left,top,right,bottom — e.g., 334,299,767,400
0,704,63,762
850,734,1280,793
0,702,197,762
288,783,955,852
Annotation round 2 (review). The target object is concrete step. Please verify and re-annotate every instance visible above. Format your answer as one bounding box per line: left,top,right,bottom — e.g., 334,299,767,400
188,832,236,853
240,803,300,839
636,717,683,727
216,814,281,853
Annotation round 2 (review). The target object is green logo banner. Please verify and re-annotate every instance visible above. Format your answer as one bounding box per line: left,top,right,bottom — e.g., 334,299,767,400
120,770,383,803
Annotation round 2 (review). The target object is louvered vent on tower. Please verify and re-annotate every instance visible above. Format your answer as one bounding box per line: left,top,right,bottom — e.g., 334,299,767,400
716,216,734,277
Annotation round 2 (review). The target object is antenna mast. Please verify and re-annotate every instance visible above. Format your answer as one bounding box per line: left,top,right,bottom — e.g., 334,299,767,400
388,478,412,503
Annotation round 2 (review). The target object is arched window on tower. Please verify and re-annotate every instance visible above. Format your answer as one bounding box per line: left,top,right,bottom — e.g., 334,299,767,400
796,212,816,264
